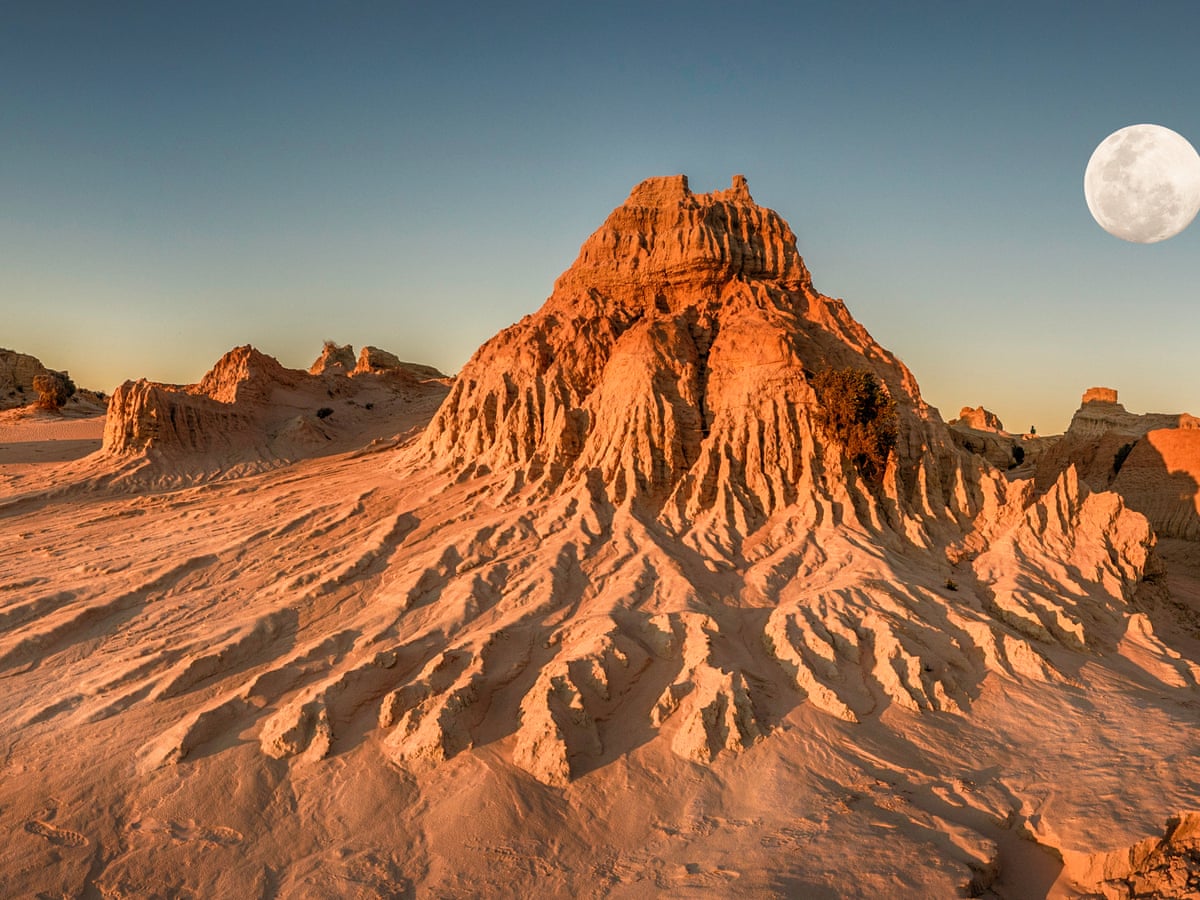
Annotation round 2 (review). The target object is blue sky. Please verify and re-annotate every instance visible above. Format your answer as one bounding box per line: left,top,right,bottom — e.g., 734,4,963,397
3,2,1199,432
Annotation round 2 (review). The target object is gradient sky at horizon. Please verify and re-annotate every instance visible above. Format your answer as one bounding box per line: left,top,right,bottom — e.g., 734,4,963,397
4,2,1199,433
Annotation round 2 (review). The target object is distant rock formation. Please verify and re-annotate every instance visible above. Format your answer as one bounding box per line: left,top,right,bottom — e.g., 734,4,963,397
951,405,1005,433
1038,387,1200,493
310,341,449,379
103,343,448,472
1082,386,1120,405
355,345,401,372
948,405,1031,470
1065,386,1194,442
0,348,51,409
309,341,356,375
1021,387,1200,541
354,346,446,379
1,347,106,413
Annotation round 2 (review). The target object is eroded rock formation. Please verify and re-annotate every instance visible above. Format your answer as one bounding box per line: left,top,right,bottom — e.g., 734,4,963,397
342,176,1160,785
1038,387,1200,497
1064,812,1200,898
421,174,983,559
102,343,448,471
1,349,54,409
309,341,356,375
63,178,1168,799
1065,387,1195,443
0,348,103,412
951,405,1005,433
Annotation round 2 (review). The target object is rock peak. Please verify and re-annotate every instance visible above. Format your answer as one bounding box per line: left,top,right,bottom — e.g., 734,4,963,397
625,174,692,207
952,406,1006,433
713,173,753,203
422,173,944,552
622,173,754,208
553,173,810,308
1082,386,1120,406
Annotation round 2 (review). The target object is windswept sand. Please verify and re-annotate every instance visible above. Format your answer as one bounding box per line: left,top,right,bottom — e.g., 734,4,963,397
0,408,105,464
2,409,1198,897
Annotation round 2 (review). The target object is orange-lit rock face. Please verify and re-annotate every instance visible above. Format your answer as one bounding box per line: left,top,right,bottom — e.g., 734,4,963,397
421,175,964,550
552,174,812,310
101,343,447,467
953,405,1005,433
1113,428,1200,540
102,346,300,456
0,348,53,410
1082,386,1119,405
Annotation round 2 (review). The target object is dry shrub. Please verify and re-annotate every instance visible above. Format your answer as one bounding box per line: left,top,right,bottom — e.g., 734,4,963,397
812,367,898,484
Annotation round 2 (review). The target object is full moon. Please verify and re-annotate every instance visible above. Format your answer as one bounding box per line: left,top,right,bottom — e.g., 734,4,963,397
1083,123,1200,243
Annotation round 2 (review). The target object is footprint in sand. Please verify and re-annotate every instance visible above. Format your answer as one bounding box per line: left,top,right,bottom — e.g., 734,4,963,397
129,817,243,846
166,820,244,846
25,820,89,848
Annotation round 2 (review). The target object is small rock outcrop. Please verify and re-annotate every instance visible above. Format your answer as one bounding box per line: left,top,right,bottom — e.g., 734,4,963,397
0,348,52,409
309,341,357,375
311,341,448,379
1038,388,1200,492
352,346,446,379
0,348,103,412
951,406,1005,433
1083,386,1120,406
31,371,76,410
1064,812,1200,898
948,406,1031,470
356,346,402,372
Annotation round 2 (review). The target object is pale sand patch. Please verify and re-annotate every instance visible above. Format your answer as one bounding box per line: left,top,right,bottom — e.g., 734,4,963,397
0,411,105,464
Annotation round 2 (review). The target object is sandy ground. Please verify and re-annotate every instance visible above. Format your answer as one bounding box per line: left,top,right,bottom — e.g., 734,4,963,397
0,407,105,463
1,409,1198,898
